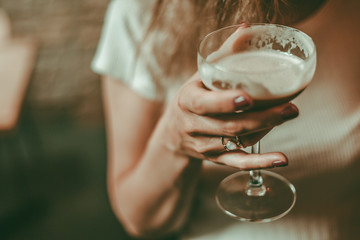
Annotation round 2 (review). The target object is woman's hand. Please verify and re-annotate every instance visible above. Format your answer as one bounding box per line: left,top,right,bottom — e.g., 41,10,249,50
162,73,299,170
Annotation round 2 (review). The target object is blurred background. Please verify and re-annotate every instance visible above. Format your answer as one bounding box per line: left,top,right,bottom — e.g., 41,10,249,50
0,0,133,239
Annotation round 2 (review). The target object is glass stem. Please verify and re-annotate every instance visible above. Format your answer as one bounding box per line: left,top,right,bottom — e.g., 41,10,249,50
247,141,266,196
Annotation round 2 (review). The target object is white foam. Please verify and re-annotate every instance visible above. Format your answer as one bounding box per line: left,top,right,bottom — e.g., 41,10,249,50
200,50,312,99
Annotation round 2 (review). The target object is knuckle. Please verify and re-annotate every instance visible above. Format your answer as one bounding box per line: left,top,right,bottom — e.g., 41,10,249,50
223,120,245,136
177,93,187,111
191,98,206,114
182,119,194,134
222,121,237,135
193,142,208,154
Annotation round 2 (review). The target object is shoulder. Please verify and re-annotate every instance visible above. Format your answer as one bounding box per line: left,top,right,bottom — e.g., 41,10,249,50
92,0,166,101
102,0,156,45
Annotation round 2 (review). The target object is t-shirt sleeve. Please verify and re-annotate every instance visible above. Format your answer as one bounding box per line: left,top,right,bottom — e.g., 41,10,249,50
91,0,165,101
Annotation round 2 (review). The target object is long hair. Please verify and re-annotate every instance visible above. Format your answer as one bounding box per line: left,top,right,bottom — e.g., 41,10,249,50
144,0,292,83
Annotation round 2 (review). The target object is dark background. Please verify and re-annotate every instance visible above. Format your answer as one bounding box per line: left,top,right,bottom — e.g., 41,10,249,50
0,0,134,239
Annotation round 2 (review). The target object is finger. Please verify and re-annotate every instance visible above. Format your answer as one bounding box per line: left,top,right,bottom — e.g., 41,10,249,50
186,129,271,155
181,129,271,161
185,102,299,136
211,151,288,170
207,23,251,62
178,75,253,115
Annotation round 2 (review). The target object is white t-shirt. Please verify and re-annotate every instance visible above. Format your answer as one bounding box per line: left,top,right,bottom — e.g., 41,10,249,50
92,0,360,239
91,0,167,101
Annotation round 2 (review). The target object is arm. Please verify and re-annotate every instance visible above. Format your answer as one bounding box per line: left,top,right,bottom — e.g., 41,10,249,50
102,76,201,238
102,73,298,238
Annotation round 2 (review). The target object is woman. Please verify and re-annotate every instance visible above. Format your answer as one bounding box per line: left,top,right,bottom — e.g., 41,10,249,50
92,0,360,239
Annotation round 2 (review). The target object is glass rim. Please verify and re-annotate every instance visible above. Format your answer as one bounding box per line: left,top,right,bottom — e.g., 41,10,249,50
197,23,317,75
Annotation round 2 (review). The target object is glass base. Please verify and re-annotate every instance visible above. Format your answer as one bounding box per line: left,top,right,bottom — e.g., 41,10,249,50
216,170,296,222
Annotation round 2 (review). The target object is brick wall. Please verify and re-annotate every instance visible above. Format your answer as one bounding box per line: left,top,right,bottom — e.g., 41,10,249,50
1,0,111,124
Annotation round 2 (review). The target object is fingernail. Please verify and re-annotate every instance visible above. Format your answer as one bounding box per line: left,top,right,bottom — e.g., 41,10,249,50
272,160,288,167
234,96,251,111
235,22,250,32
281,104,299,120
239,22,250,28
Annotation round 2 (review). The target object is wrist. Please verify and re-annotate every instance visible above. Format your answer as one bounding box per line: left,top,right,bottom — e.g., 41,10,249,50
153,107,184,155
146,109,203,174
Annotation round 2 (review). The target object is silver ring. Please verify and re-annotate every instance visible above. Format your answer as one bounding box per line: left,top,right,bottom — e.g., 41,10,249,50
221,136,245,151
